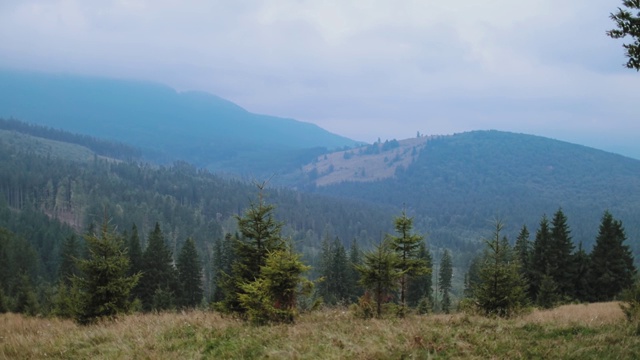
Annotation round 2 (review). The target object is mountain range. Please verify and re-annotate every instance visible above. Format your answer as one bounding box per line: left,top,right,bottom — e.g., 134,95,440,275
1,68,639,259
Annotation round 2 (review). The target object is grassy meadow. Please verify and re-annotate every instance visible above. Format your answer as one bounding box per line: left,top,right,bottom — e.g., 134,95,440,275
1,302,638,359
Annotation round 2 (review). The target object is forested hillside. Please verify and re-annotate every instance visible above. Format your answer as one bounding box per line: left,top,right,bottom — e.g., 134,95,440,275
0,70,358,174
312,130,640,255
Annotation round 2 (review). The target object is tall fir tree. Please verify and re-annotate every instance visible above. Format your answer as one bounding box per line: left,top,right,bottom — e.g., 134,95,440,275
347,238,363,303
589,211,636,301
58,234,80,287
407,241,433,308
318,237,351,305
73,221,140,324
572,242,592,302
211,233,236,304
388,211,429,315
127,224,143,301
514,225,531,299
438,249,453,313
530,215,552,303
549,208,575,299
177,237,204,308
474,220,526,317
223,191,287,315
357,239,401,318
139,223,179,311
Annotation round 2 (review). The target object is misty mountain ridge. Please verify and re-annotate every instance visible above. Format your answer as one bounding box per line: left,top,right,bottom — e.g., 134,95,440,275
0,69,359,174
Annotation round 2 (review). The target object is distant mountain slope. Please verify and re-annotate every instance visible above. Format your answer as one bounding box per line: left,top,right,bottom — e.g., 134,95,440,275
0,69,358,173
310,130,640,253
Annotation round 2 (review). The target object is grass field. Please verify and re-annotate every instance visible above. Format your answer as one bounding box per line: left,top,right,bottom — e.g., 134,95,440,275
1,302,638,359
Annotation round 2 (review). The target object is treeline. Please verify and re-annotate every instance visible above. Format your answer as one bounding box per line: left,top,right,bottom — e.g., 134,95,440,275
0,118,142,160
463,209,636,316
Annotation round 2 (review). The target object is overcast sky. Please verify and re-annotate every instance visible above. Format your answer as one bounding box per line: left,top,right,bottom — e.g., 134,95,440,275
1,0,638,157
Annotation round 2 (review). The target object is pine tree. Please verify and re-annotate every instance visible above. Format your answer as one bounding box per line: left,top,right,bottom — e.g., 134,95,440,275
318,237,351,305
73,221,140,324
127,224,143,301
474,220,526,317
238,245,312,324
549,208,575,299
514,225,531,296
58,234,80,287
407,241,433,308
463,256,482,299
211,233,236,304
388,211,429,315
347,238,363,302
589,211,637,301
139,223,178,311
530,215,552,302
439,249,453,313
573,242,592,302
177,238,204,308
356,240,401,318
222,191,287,315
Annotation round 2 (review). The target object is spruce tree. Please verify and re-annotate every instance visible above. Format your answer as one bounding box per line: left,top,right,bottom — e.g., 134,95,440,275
347,238,363,302
549,208,575,299
211,233,236,304
514,225,531,297
73,222,140,324
407,241,433,308
474,220,526,317
177,238,204,308
530,215,552,302
139,223,179,311
589,211,636,301
223,191,287,315
58,234,80,286
388,211,429,315
573,242,592,302
356,240,401,318
127,224,144,301
439,249,453,313
238,245,311,324
318,237,351,305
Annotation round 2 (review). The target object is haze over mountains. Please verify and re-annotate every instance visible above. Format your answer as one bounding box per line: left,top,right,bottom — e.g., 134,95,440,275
1,68,640,256
0,69,358,174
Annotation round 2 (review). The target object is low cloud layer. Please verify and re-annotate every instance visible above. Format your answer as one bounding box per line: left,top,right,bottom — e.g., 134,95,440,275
1,0,638,157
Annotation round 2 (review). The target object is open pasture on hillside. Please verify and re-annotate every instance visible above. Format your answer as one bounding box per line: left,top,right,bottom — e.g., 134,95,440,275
1,302,638,359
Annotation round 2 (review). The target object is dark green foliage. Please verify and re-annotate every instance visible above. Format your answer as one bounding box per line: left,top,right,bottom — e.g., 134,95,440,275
572,242,592,302
407,241,433,308
514,225,531,290
58,234,81,287
549,209,575,299
13,273,40,316
139,223,179,312
317,237,351,305
537,274,559,309
530,216,552,303
238,247,311,325
177,238,204,308
474,221,527,317
439,250,453,313
621,280,640,323
463,256,482,299
589,211,636,301
220,194,289,317
127,224,144,301
607,0,640,70
356,240,401,318
347,239,363,303
389,211,429,314
211,233,236,304
73,222,140,324
0,287,7,313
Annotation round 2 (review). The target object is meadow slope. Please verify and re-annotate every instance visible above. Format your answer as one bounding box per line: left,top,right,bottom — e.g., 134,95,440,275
1,302,638,359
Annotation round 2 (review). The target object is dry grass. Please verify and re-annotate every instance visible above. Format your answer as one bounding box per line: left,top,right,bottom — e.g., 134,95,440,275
1,302,638,359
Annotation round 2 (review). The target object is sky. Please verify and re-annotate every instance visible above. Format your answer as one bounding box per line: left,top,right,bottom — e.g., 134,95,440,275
1,0,639,157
